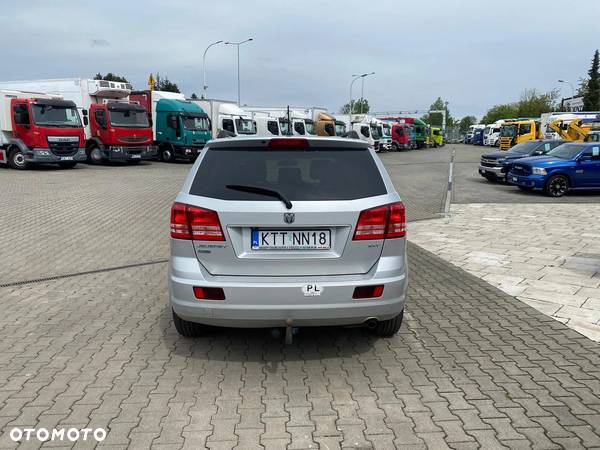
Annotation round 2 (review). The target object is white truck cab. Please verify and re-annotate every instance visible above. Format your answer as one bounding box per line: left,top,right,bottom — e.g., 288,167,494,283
483,120,503,146
193,99,257,137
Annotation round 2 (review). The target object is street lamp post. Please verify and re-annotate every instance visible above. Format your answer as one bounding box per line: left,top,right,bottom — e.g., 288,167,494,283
349,72,375,125
202,40,223,99
558,79,576,111
225,38,253,106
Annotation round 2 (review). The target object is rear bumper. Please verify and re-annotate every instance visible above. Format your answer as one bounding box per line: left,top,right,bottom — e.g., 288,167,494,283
169,242,408,328
506,172,546,189
25,148,86,163
103,145,157,161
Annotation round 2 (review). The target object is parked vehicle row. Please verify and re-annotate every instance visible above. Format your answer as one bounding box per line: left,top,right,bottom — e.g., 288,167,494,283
466,112,600,150
479,139,600,197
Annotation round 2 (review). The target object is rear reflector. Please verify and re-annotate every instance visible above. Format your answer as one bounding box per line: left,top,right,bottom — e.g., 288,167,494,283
268,138,309,149
353,202,406,240
193,286,226,300
170,202,225,241
353,285,384,299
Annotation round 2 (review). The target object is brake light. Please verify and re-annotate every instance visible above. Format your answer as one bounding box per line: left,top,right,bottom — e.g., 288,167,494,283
353,202,406,240
170,202,225,241
268,138,309,149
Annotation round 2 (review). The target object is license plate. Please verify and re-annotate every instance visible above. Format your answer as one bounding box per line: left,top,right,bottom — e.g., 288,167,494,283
131,154,141,159
60,156,73,161
251,229,331,250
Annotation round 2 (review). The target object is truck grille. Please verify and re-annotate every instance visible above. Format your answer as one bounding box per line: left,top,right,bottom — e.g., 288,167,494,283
192,139,206,146
480,157,499,167
120,136,149,143
510,164,531,176
48,140,79,157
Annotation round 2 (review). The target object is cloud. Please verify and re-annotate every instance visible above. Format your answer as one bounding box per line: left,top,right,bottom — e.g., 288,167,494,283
1,0,599,118
90,39,109,47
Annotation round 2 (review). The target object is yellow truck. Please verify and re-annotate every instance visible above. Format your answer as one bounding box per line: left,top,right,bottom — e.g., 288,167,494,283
499,119,541,150
430,127,444,147
547,117,600,142
315,112,346,136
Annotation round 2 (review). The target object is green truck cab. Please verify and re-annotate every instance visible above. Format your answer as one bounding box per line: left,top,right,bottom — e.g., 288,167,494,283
130,91,212,162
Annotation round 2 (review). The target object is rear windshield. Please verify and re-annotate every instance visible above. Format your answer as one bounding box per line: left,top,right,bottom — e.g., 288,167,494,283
190,147,387,201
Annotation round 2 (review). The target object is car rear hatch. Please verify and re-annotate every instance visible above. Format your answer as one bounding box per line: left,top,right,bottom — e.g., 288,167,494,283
179,138,400,277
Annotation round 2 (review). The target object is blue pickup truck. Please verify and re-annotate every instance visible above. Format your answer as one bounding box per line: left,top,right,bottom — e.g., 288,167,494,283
479,140,564,182
507,142,600,197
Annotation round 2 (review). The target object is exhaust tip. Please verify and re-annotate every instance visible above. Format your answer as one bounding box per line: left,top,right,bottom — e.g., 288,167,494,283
364,318,379,329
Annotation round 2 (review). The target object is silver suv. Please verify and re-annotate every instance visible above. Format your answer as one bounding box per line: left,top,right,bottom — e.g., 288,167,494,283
169,137,408,338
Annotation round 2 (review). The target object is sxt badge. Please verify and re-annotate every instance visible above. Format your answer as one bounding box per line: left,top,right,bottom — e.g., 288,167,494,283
302,284,323,296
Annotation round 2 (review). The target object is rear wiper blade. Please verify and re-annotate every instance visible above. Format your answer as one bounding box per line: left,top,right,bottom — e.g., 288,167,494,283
225,184,293,210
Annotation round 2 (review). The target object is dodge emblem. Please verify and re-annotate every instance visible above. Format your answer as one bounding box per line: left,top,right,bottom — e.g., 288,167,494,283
284,213,295,224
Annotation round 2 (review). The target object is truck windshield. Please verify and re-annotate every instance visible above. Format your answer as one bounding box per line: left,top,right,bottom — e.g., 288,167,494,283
235,118,257,135
183,115,210,131
501,125,516,137
109,109,149,128
371,125,381,139
546,143,585,160
335,122,346,135
305,120,316,135
382,124,391,137
32,105,81,127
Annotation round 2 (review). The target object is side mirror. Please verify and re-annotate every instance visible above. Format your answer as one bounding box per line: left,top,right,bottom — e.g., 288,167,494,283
82,109,88,116
83,116,89,126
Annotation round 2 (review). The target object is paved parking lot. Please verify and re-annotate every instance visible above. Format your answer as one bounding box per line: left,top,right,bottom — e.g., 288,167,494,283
1,146,600,449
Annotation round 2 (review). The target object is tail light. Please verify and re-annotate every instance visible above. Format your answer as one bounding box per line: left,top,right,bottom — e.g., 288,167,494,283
353,202,405,240
170,202,224,241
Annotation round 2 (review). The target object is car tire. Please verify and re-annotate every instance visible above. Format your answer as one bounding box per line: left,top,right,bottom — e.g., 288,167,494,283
87,145,103,164
172,309,208,337
373,310,403,337
58,161,77,169
518,186,534,192
544,174,569,197
7,147,29,170
160,144,175,162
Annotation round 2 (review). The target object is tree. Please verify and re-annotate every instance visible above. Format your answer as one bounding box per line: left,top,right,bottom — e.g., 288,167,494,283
458,116,477,133
583,49,600,111
422,97,454,127
94,73,129,83
480,89,558,124
480,103,519,124
153,73,180,93
339,98,369,114
190,93,199,100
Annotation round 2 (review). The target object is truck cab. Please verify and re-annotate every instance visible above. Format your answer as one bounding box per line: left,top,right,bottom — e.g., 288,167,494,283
87,101,154,163
499,119,540,150
472,128,485,145
0,92,86,169
431,127,444,147
390,123,411,150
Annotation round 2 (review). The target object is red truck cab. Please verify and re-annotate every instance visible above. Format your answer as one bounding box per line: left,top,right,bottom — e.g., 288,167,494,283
0,97,86,169
86,102,156,163
391,123,412,150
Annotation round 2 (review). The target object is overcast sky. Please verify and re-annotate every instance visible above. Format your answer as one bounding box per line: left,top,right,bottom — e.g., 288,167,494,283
2,0,599,118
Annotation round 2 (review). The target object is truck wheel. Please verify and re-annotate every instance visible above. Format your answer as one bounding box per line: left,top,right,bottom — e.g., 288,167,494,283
160,145,175,162
391,142,399,152
172,309,208,337
58,161,77,169
8,147,29,170
544,174,569,197
373,310,403,337
87,145,103,164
